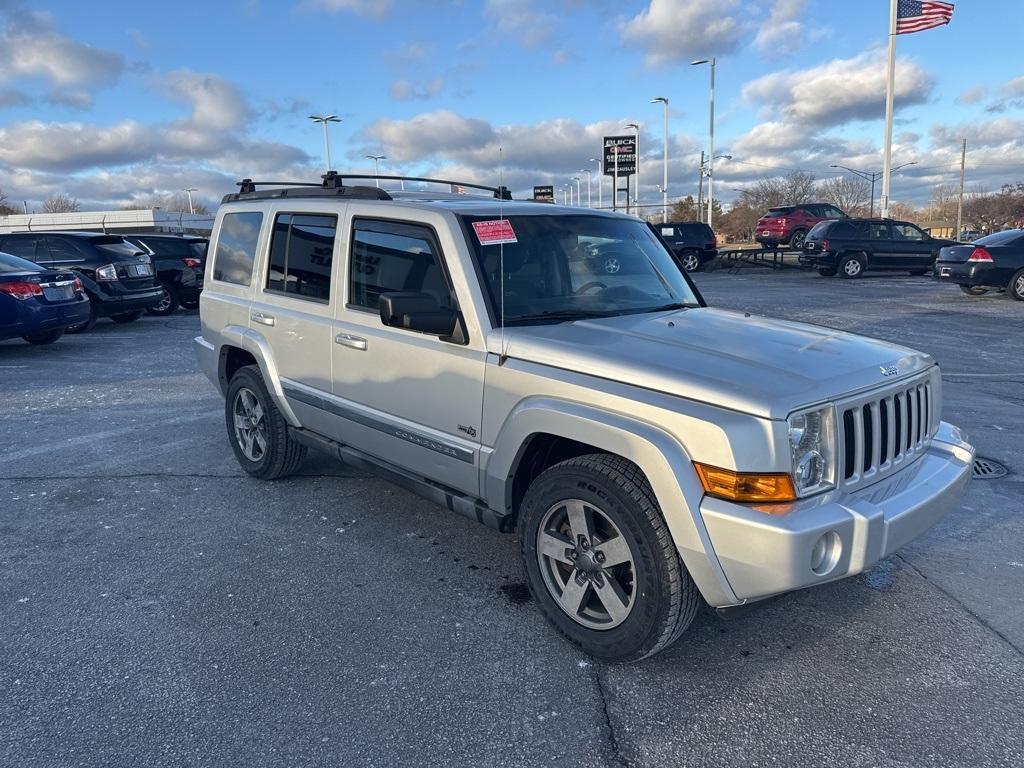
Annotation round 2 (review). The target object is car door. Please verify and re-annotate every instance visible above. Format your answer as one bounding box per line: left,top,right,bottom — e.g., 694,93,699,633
328,213,486,496
890,222,933,269
248,206,341,425
866,222,894,267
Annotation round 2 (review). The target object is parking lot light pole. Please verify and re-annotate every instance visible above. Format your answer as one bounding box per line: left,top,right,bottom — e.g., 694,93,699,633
581,169,592,208
309,114,341,172
830,161,916,218
573,176,582,207
183,188,197,215
590,158,601,209
651,97,669,223
366,154,386,188
624,122,641,215
691,58,715,229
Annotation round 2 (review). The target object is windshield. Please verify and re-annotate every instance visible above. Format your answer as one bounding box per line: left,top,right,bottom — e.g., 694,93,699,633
461,214,700,326
764,207,794,218
96,240,146,261
0,252,43,274
975,229,1024,247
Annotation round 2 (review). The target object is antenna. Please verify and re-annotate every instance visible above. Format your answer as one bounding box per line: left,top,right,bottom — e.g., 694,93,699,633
498,146,507,365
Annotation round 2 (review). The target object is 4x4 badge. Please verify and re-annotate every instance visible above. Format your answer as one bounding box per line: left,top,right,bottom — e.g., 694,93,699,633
458,424,477,438
880,364,899,377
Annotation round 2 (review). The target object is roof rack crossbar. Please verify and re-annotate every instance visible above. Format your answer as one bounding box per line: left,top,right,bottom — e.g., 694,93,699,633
333,174,512,200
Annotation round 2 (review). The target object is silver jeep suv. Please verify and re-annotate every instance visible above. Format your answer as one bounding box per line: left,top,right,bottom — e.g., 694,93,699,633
195,174,974,661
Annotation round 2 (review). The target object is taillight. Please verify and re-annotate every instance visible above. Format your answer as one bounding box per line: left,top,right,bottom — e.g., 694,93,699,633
0,281,43,301
967,247,993,262
73,277,84,293
777,218,787,227
182,257,202,269
95,263,118,281
820,239,830,251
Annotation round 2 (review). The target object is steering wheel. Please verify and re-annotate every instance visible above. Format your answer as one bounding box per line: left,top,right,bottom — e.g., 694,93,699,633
575,281,607,295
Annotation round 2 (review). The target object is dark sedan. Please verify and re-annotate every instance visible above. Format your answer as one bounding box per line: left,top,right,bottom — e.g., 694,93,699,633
935,229,1024,300
0,251,91,345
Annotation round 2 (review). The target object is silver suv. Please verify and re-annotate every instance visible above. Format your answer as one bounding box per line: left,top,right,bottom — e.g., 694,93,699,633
195,174,974,661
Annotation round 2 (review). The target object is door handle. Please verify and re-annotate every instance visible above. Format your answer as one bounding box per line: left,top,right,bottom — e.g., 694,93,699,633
335,333,368,351
251,312,275,327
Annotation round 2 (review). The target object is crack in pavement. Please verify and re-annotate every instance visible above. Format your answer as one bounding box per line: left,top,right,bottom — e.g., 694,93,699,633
0,472,368,481
896,553,1023,658
594,664,629,768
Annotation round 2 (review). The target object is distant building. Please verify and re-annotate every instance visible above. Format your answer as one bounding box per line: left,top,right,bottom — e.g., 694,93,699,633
0,208,214,235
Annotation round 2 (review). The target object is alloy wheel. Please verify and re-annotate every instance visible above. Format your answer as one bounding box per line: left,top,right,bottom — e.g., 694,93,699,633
155,287,173,313
844,259,863,277
682,253,701,272
1015,274,1024,299
536,499,636,630
232,387,268,462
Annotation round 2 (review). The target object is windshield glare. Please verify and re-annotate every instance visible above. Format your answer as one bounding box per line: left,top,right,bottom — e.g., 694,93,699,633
462,214,699,326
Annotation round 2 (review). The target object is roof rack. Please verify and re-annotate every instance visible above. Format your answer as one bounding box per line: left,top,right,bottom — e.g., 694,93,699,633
221,172,512,204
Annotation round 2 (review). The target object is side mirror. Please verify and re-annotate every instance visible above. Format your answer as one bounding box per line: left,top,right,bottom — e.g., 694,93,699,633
379,292,457,336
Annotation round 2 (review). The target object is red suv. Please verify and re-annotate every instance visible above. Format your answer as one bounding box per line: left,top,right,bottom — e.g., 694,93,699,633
755,203,847,249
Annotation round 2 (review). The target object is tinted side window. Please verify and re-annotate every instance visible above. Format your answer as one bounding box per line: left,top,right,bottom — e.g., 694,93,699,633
1,237,42,261
822,205,846,218
892,223,925,241
44,237,83,262
213,212,263,285
868,223,890,240
265,213,336,302
350,220,453,312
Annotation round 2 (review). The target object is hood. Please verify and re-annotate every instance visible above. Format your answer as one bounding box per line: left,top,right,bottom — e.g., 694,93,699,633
487,308,933,419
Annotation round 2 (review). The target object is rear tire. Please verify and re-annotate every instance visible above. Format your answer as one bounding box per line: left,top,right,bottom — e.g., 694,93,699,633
22,329,64,345
838,253,866,279
817,267,838,277
518,453,700,662
110,310,144,323
146,283,179,316
1010,269,1024,301
959,285,989,297
225,365,307,479
64,302,97,334
788,229,807,250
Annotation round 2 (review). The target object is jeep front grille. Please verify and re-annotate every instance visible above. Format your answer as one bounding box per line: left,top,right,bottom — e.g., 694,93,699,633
838,376,936,489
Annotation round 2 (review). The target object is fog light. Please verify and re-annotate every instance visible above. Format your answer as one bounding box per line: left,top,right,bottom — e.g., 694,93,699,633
810,531,841,575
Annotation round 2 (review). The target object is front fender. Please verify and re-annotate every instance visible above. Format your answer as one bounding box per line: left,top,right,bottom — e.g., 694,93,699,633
485,397,738,607
219,324,301,427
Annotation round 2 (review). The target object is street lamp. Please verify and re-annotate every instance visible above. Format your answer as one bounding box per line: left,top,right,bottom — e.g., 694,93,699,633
651,97,669,223
366,154,386,188
624,122,641,215
589,157,602,209
183,187,197,215
830,161,917,217
308,114,341,172
573,176,582,208
691,58,716,229
580,169,593,208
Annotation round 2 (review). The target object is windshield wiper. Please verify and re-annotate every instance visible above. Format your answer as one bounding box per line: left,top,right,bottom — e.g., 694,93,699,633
507,309,620,324
639,302,698,313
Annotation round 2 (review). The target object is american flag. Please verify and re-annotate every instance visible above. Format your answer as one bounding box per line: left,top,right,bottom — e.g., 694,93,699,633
896,0,954,34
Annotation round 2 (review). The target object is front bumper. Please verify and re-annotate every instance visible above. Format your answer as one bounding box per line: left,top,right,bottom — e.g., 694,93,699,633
699,421,973,604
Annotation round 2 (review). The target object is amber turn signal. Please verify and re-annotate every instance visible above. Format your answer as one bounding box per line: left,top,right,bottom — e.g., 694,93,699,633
694,463,796,503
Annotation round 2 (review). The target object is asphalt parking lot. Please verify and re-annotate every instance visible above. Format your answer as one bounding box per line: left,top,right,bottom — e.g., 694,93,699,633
2,269,1022,768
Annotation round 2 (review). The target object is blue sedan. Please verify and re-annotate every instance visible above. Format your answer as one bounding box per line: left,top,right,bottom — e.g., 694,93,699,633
0,251,92,345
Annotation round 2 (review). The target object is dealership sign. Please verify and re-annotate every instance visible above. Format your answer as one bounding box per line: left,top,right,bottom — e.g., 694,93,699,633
603,135,637,177
533,185,555,202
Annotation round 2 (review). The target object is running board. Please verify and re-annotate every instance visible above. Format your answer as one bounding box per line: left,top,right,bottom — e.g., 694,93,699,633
288,427,513,532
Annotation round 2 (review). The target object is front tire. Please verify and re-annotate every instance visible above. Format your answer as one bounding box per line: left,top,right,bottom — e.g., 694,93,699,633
110,310,144,323
225,365,307,479
22,329,64,345
838,253,866,279
679,250,702,273
519,454,700,661
146,283,179,316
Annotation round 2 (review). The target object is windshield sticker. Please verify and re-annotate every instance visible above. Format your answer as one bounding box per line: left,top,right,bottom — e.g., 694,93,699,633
660,227,673,236
472,219,518,246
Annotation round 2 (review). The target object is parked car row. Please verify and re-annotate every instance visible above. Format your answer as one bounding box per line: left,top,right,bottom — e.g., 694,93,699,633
934,228,1024,301
0,231,208,345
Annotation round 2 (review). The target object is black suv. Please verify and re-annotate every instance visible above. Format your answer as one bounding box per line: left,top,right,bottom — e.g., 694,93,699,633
125,234,208,315
800,218,958,278
0,232,162,332
656,221,717,272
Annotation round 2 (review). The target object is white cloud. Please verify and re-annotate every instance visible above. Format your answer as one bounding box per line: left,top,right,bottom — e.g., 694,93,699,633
388,77,445,101
754,0,805,52
299,0,394,17
484,0,557,48
620,0,741,69
742,49,933,128
957,86,987,105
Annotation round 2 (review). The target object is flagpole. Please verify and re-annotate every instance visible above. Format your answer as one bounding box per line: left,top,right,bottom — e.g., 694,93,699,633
880,0,898,219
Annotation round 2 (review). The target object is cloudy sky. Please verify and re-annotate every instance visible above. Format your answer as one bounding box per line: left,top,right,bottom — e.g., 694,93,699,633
0,0,1022,211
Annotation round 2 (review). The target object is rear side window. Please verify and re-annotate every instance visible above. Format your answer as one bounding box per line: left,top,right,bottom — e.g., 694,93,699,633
0,237,42,261
265,213,337,302
349,219,453,312
213,212,264,286
764,207,794,218
43,237,83,262
678,223,713,238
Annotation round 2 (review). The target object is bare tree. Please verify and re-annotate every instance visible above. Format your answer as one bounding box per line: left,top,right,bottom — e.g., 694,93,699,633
782,171,818,204
0,188,18,216
120,192,209,215
737,170,818,213
41,193,80,213
668,195,700,221
718,203,760,242
886,201,920,221
817,175,870,216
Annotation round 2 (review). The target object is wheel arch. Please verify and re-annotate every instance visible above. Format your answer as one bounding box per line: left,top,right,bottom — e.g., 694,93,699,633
216,325,301,426
486,398,738,607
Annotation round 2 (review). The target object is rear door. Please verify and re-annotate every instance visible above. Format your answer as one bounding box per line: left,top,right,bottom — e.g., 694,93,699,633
206,209,265,339
866,222,894,267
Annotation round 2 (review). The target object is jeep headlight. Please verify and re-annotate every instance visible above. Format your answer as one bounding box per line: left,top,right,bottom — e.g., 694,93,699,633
787,406,836,496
